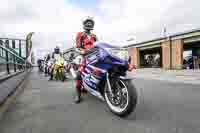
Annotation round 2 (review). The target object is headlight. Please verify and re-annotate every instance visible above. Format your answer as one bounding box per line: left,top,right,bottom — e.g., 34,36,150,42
73,55,82,65
105,48,129,61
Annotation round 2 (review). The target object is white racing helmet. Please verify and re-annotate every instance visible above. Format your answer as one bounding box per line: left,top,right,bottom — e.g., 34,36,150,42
82,16,95,30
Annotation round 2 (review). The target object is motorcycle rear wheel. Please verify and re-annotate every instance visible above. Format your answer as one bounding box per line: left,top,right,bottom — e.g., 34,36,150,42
104,79,137,117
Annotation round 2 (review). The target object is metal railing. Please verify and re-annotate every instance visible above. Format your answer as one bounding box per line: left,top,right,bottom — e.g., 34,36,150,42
0,33,34,106
0,40,32,77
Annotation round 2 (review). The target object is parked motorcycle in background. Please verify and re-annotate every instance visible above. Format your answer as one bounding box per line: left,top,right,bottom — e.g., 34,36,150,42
40,61,45,72
47,59,54,75
44,61,49,76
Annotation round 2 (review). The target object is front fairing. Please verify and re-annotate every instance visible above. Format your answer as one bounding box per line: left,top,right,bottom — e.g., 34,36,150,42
94,42,129,66
83,42,129,80
55,57,65,67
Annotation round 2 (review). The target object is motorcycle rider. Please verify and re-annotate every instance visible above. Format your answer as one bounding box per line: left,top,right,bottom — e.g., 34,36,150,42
49,46,62,80
74,17,98,103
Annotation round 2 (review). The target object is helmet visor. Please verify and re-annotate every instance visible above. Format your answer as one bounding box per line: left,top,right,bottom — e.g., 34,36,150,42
83,20,94,30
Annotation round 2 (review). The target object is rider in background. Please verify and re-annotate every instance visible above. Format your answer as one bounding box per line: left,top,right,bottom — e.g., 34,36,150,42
74,17,98,103
52,46,62,60
49,46,62,80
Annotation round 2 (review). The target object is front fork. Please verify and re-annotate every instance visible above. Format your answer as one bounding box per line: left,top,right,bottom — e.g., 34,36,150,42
106,73,114,97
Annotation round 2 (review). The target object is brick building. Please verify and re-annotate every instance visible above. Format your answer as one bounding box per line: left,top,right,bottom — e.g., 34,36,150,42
126,29,200,70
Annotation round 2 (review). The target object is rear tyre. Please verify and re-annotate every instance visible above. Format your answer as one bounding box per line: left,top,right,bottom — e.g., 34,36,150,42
104,79,137,117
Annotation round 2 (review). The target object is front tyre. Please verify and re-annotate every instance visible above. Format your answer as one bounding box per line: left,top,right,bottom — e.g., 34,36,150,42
60,69,65,82
104,79,137,117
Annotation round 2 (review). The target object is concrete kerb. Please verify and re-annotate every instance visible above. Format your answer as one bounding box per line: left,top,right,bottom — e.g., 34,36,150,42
133,74,200,85
130,68,200,85
0,70,25,83
0,69,31,120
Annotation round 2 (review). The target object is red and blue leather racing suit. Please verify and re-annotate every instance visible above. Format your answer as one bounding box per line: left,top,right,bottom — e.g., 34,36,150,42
75,32,97,92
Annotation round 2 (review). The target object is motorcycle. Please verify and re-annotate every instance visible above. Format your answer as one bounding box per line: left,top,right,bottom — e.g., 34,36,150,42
44,61,49,76
53,56,66,82
69,42,137,117
47,59,54,75
39,61,45,72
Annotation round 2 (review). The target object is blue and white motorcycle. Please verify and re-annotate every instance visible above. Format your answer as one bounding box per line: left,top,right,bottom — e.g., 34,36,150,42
70,42,137,117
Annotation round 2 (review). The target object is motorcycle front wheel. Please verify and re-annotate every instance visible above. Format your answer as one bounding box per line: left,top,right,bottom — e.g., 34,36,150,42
104,79,137,117
60,69,65,82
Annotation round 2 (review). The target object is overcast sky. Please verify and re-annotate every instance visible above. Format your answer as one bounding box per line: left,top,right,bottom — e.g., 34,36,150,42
0,0,200,58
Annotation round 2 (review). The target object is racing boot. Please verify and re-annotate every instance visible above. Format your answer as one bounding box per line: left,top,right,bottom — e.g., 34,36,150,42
49,73,53,80
74,89,82,103
74,79,83,103
49,70,53,81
